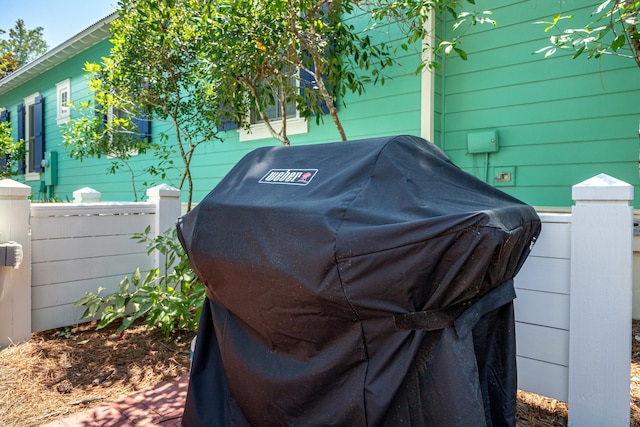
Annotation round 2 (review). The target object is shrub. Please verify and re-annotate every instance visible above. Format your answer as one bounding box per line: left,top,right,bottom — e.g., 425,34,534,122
0,120,24,179
75,226,205,336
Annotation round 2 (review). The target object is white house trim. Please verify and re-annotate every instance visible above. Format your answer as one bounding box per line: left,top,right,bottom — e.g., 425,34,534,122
420,9,436,143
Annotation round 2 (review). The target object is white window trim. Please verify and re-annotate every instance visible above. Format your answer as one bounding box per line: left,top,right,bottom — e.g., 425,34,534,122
24,92,40,182
56,79,71,125
239,117,308,142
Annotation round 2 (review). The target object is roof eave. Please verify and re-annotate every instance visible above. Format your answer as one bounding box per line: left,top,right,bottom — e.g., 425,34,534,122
0,12,117,96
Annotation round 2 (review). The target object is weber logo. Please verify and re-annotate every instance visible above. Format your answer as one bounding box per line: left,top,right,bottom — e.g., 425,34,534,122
259,169,318,186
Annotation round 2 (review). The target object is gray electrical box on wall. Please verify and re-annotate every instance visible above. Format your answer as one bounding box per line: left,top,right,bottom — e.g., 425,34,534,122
467,130,499,154
0,242,23,268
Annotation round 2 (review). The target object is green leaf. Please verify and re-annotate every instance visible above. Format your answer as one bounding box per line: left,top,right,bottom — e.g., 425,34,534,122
118,277,130,294
143,269,159,285
75,294,97,307
611,34,626,51
131,268,141,287
117,301,152,333
572,44,587,59
84,300,102,319
114,295,128,311
454,47,468,60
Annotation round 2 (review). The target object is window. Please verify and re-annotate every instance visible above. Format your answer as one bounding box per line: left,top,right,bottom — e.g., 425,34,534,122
233,63,330,142
95,101,151,155
111,106,151,145
17,93,45,179
249,97,298,124
108,105,130,133
239,73,308,142
249,74,298,125
56,79,71,124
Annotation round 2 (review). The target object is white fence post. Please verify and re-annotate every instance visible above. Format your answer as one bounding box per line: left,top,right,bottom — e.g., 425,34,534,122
569,173,633,426
147,183,181,235
147,184,181,276
0,179,32,348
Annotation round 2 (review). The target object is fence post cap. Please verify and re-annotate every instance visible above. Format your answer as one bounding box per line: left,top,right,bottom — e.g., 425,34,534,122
73,187,100,194
572,173,634,202
146,184,181,199
73,187,101,203
0,179,31,197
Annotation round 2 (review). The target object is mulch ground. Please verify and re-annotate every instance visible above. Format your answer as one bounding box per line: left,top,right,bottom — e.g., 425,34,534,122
0,320,192,426
1,319,639,426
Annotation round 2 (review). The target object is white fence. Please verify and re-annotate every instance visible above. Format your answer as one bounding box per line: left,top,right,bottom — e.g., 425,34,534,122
514,173,633,426
0,181,182,339
515,212,571,400
30,202,157,332
0,174,634,425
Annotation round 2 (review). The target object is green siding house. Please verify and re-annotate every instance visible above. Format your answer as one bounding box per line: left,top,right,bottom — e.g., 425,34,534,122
0,15,117,199
440,1,640,209
1,2,639,208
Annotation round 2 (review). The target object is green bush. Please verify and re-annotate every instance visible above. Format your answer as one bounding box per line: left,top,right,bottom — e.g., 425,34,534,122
75,226,205,337
0,120,24,180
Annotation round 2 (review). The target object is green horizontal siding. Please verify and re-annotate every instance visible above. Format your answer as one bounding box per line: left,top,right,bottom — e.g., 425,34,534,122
440,0,640,208
0,40,115,199
13,1,639,209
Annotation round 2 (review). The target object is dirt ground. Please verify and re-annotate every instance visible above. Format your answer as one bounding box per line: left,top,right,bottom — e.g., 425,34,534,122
0,319,639,427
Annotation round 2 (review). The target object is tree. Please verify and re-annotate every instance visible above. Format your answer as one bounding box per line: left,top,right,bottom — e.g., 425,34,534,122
64,0,491,207
0,51,18,79
535,0,640,68
199,0,399,145
65,0,382,204
64,1,221,209
364,0,495,71
0,19,48,70
202,0,493,145
63,76,162,202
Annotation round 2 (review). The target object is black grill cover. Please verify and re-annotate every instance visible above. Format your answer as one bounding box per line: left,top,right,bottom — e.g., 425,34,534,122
178,135,541,427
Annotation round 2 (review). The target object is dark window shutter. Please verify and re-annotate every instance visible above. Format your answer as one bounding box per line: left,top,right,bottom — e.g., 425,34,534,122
17,103,25,175
33,95,45,173
299,62,329,115
132,115,151,144
95,101,107,130
0,109,9,171
217,117,239,132
216,95,240,132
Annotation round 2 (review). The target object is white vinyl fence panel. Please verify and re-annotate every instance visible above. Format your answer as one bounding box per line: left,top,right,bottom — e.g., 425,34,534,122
30,203,157,332
514,213,571,402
